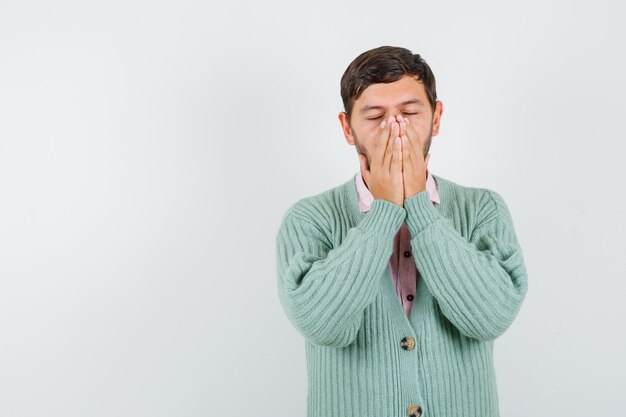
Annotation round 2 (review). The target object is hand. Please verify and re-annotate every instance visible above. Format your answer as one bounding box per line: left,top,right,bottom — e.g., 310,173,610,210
358,116,404,207
395,115,430,200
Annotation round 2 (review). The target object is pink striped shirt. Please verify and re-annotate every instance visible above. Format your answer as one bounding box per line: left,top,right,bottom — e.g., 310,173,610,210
354,169,440,318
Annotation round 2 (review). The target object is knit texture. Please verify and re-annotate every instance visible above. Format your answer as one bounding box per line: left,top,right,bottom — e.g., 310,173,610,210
355,168,439,319
275,172,528,417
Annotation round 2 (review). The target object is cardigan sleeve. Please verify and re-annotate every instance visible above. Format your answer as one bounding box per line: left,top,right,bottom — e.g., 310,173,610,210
404,188,528,341
275,198,405,347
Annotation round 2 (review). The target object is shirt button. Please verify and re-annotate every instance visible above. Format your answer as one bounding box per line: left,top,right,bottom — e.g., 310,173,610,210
403,251,411,257
407,403,422,417
400,336,415,350
407,294,414,301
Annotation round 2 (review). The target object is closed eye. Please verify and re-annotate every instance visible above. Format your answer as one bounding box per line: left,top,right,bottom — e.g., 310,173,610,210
367,112,418,121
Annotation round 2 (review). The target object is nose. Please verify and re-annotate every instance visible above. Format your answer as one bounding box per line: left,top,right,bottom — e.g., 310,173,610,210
386,114,404,122
387,115,398,124
385,115,404,127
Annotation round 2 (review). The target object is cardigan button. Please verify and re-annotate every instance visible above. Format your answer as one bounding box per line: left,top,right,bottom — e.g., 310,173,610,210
403,250,411,257
400,336,415,351
407,403,422,416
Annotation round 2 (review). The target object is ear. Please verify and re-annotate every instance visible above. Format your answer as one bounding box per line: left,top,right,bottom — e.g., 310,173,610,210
338,111,355,145
432,100,443,136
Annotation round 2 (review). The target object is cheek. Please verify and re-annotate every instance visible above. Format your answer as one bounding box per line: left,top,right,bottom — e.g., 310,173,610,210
366,122,381,133
406,114,423,124
407,117,428,133
355,125,378,143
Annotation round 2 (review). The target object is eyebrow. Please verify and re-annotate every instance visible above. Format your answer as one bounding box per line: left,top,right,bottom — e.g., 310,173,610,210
359,99,425,114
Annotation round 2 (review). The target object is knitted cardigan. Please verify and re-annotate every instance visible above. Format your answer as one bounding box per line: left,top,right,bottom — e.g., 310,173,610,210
275,171,528,417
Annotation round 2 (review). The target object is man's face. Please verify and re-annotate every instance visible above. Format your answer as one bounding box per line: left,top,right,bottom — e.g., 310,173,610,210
338,74,443,169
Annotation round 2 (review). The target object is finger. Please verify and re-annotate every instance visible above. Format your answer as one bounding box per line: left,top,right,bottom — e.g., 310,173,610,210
396,114,407,138
384,120,399,171
402,132,417,165
372,119,387,151
402,135,411,172
391,136,402,175
405,121,423,155
404,118,423,162
372,118,392,171
402,134,417,170
380,117,395,157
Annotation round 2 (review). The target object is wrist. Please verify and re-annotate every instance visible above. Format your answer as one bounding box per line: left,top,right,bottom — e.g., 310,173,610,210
403,190,440,235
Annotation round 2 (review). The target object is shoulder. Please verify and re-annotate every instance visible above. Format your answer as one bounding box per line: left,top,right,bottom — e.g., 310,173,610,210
278,179,349,233
433,174,513,225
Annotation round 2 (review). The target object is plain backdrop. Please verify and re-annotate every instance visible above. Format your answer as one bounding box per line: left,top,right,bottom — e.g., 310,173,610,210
1,0,625,416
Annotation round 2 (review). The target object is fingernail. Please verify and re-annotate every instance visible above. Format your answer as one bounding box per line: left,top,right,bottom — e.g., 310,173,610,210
395,137,399,144
380,120,386,128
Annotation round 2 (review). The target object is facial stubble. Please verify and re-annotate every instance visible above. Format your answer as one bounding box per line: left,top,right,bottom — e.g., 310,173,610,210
352,119,433,169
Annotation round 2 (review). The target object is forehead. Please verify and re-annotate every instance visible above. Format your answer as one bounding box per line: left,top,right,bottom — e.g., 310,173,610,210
355,75,427,112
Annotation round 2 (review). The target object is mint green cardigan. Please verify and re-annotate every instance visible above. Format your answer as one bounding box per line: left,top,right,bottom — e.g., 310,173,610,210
275,172,528,417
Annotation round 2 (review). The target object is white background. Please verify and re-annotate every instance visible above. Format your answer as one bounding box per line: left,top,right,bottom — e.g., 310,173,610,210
1,0,624,416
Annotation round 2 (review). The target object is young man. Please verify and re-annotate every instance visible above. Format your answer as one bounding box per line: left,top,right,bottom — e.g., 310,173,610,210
275,45,528,417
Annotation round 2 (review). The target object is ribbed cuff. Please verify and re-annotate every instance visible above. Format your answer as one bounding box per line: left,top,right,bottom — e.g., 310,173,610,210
356,198,406,238
404,190,440,235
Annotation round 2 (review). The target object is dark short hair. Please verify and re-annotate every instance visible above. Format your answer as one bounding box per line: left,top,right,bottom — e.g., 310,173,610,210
340,46,438,122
